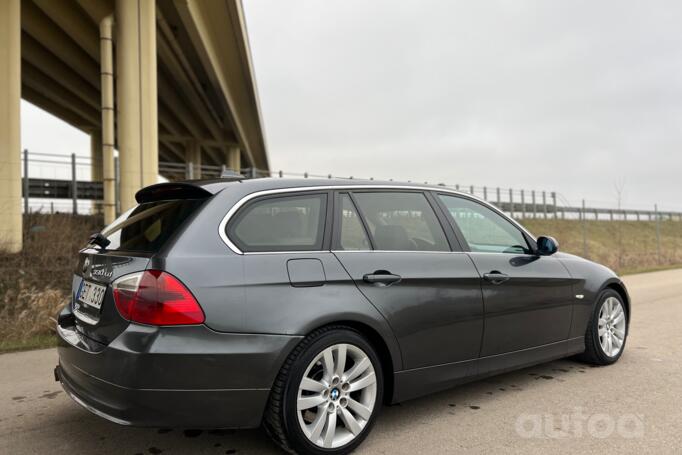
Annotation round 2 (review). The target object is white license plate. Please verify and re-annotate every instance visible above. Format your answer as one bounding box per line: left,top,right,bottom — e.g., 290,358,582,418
78,280,107,310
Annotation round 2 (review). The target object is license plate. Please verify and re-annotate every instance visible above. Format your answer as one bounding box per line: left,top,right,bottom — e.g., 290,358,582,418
77,280,107,310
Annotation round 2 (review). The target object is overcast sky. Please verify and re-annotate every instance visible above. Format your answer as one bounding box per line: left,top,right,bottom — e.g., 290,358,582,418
241,0,682,210
21,0,682,211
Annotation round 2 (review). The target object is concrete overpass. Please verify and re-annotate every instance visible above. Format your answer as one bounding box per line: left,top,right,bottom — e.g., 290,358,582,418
0,0,268,252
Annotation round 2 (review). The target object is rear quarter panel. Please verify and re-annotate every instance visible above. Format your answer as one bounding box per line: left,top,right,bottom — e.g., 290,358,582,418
156,190,404,371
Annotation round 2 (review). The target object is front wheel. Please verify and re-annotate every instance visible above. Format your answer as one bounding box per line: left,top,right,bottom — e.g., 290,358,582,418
579,289,628,365
264,326,384,455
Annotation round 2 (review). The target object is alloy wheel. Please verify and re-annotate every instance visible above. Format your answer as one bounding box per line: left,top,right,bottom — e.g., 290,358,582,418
296,343,377,449
598,296,626,357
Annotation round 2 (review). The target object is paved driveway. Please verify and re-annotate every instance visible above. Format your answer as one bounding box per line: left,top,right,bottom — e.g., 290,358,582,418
2,269,681,454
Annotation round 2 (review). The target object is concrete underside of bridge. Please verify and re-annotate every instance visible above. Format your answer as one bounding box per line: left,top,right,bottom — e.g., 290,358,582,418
0,0,268,252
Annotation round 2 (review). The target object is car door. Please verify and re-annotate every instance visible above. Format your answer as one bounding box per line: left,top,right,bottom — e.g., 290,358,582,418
332,190,484,370
436,193,575,357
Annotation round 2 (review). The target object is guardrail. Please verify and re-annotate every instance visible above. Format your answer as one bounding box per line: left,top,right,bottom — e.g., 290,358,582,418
19,150,682,222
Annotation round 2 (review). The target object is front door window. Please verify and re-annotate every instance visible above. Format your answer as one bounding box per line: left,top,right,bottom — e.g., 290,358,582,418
438,195,530,254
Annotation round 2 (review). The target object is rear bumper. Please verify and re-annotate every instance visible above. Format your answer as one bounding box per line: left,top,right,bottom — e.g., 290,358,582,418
56,322,301,428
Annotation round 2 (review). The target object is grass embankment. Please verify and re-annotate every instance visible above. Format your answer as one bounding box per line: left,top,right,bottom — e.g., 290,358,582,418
520,218,682,274
0,214,680,353
0,213,101,353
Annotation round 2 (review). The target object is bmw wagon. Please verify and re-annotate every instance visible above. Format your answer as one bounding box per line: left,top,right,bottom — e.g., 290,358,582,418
55,178,630,454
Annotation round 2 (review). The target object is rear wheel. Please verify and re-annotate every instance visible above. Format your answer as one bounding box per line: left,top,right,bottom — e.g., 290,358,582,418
578,290,628,365
264,326,383,454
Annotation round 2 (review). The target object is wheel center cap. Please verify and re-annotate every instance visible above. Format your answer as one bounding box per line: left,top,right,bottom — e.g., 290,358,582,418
330,388,340,401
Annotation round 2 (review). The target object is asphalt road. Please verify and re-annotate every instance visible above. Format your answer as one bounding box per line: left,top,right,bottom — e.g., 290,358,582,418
2,269,681,454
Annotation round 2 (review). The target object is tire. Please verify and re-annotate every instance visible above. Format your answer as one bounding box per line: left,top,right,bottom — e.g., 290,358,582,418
264,326,384,455
577,289,628,365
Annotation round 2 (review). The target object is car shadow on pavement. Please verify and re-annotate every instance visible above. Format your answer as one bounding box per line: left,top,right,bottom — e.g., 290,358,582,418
44,358,595,455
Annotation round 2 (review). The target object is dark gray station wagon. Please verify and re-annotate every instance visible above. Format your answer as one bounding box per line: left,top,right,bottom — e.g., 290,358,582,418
56,178,630,454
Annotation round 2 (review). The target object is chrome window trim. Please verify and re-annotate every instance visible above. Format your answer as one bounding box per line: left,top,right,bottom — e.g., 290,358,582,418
218,185,536,255
243,250,329,256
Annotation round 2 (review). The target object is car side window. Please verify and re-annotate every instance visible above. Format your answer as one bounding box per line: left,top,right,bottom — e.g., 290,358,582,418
228,193,327,252
338,194,371,250
438,194,531,254
352,192,450,252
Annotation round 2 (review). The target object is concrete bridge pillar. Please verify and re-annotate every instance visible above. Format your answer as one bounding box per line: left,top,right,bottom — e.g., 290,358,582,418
116,0,158,212
185,141,201,179
226,146,241,173
0,0,22,253
90,130,103,182
90,129,103,215
100,14,116,224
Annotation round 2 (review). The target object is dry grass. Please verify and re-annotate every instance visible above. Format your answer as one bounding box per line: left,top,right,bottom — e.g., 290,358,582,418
0,213,102,351
0,213,680,353
520,218,682,274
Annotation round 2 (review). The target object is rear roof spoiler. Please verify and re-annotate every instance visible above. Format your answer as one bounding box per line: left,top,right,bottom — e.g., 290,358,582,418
135,182,214,203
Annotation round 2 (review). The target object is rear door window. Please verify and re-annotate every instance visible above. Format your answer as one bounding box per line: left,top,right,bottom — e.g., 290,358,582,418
228,193,327,252
101,199,205,253
337,193,371,250
352,191,450,251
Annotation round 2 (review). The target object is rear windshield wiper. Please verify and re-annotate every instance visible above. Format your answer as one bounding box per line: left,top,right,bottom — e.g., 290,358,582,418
89,232,111,250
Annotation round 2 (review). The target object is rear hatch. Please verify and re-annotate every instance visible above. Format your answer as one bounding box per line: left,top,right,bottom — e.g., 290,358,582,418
72,192,209,345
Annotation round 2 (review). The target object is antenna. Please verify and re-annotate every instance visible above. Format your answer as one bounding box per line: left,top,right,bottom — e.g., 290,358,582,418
220,169,245,180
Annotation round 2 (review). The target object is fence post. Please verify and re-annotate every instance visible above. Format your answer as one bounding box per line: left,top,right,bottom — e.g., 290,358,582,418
469,185,474,195
251,167,257,179
542,191,547,219
186,161,193,180
280,170,284,178
496,187,501,207
551,192,557,219
509,188,514,217
582,199,588,258
23,149,29,215
455,184,460,191
71,153,78,215
655,204,661,264
483,186,488,201
532,190,537,218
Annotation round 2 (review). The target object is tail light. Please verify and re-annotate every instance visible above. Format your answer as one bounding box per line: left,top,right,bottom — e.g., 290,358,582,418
112,270,205,325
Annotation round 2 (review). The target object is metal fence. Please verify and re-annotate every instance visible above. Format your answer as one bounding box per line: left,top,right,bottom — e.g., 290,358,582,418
254,170,682,222
20,150,682,223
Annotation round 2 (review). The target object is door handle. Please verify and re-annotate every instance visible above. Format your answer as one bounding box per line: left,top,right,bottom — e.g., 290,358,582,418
483,271,510,285
363,270,402,286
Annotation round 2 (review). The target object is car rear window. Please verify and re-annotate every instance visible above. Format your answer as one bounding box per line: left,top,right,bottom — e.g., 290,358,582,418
101,199,205,252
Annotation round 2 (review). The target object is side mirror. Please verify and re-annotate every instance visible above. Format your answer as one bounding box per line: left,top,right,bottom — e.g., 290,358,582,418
536,236,559,256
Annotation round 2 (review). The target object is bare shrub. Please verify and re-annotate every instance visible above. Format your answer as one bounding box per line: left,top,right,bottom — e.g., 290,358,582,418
0,213,101,343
